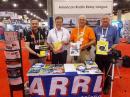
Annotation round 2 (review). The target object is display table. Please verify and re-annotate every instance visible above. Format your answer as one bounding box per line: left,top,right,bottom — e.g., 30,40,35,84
27,63,103,97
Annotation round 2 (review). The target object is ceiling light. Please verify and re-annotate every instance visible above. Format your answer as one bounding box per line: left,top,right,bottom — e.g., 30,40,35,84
38,3,43,7
33,14,36,17
46,12,48,15
13,3,18,8
26,10,30,14
113,2,118,6
30,13,33,16
34,0,38,2
2,0,8,2
44,10,48,16
44,10,47,13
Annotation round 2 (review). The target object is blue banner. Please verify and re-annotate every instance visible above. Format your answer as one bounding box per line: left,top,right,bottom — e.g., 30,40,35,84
29,74,103,97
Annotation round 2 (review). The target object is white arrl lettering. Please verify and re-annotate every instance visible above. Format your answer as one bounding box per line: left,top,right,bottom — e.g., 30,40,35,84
29,78,45,96
93,76,103,93
72,76,91,95
49,77,69,96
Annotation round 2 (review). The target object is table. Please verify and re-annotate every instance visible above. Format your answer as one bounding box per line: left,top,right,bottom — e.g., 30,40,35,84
27,63,103,97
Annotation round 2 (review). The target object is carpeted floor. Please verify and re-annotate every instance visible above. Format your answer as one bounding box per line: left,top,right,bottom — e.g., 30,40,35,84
0,40,130,97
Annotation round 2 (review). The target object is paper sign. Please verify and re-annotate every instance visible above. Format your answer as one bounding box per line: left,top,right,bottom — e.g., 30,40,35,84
35,45,40,50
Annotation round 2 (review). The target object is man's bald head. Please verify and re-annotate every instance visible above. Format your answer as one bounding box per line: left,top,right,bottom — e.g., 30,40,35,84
78,15,86,28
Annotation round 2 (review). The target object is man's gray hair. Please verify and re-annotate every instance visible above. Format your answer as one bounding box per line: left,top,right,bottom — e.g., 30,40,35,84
101,14,110,20
78,15,86,20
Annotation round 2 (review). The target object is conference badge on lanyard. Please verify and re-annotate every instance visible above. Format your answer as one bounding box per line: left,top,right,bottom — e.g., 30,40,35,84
35,32,43,50
77,26,86,45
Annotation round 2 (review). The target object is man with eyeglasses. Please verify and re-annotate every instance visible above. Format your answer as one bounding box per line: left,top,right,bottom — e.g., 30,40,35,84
70,15,96,63
47,16,70,64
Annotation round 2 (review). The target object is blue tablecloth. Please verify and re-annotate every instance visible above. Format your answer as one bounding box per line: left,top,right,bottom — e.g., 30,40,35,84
28,72,103,97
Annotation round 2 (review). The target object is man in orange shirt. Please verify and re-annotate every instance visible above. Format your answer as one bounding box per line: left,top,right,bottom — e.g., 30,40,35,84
70,15,96,63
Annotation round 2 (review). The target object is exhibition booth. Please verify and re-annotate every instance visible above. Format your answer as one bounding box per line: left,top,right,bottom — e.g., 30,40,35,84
0,0,130,97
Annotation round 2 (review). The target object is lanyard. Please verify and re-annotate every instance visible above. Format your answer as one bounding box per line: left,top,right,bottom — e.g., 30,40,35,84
77,26,86,40
55,29,63,41
32,31,43,45
38,32,40,44
101,28,108,37
32,32,36,42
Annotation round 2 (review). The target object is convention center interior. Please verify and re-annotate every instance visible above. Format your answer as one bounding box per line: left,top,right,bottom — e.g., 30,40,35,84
0,0,130,97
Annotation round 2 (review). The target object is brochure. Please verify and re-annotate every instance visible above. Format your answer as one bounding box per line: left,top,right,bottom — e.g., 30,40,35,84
5,40,20,50
39,64,65,75
70,42,80,56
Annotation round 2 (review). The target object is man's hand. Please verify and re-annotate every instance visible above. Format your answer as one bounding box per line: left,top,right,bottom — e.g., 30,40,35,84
80,44,89,51
62,41,69,45
36,53,42,57
108,44,117,53
108,48,112,53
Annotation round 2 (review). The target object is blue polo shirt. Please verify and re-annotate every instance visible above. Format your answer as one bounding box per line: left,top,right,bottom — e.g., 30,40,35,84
94,25,119,48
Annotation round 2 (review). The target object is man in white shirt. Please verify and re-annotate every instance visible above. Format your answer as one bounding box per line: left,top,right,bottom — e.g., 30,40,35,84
47,16,70,64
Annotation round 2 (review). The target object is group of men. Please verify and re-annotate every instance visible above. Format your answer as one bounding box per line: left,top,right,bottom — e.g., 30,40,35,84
24,15,119,94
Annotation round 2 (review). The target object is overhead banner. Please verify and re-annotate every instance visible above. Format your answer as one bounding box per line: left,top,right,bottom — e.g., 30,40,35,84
53,0,113,14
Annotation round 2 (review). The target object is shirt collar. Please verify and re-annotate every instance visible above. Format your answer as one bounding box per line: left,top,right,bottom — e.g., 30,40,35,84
101,25,110,29
55,27,63,32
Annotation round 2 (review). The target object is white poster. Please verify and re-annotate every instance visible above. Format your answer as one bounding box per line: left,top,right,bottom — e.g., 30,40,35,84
53,0,113,14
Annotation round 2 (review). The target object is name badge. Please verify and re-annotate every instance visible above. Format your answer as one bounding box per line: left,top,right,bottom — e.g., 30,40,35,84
100,35,106,41
80,38,83,42
35,45,40,49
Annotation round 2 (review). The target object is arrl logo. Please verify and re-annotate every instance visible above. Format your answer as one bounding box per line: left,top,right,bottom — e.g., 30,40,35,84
29,76,102,97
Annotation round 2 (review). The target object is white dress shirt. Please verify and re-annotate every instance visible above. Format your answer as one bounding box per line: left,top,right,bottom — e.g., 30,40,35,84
47,27,70,51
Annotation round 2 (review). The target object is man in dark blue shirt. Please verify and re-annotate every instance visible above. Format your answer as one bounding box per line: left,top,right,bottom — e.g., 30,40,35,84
95,15,119,94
